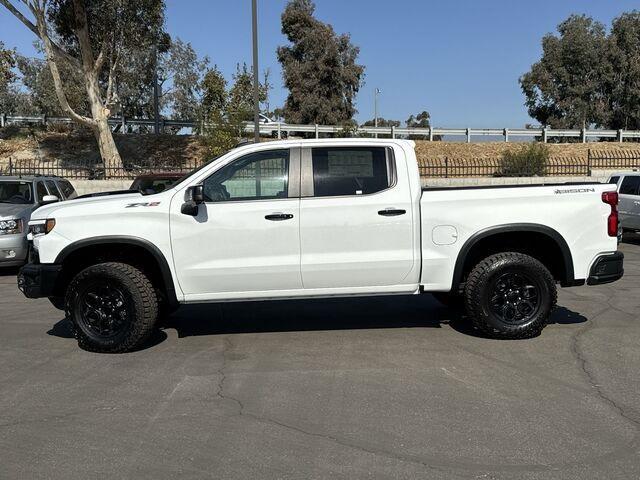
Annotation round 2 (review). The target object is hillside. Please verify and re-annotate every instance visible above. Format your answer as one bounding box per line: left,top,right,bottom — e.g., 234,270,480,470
2,129,640,175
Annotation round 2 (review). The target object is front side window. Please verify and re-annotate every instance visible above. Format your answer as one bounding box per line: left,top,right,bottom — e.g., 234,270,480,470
203,149,289,202
620,176,640,196
36,182,48,202
311,147,391,197
46,180,62,198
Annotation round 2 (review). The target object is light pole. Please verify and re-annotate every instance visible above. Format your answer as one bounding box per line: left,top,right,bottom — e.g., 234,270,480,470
251,0,260,143
374,88,380,139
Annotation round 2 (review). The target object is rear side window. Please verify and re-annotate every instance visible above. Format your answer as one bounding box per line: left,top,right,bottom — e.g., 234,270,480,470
620,176,640,195
609,176,619,185
57,179,77,199
311,147,392,197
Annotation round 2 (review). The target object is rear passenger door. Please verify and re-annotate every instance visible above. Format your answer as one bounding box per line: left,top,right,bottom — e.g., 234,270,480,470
299,145,415,290
618,176,640,230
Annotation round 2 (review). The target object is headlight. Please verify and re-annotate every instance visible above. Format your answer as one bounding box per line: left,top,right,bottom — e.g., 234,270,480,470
28,219,56,236
0,219,23,235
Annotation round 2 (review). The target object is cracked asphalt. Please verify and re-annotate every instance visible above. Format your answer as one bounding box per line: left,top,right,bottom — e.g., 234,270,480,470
1,240,640,479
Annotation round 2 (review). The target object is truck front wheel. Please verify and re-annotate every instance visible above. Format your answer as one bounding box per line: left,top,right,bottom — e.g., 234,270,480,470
65,262,159,353
463,252,556,339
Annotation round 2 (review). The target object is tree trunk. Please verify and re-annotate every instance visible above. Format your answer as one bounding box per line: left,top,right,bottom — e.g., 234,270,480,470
94,117,122,174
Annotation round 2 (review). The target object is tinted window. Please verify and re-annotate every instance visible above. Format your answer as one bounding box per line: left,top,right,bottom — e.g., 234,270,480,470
57,179,77,199
311,147,391,197
609,176,619,185
36,182,48,202
203,149,289,202
620,176,640,196
45,180,62,198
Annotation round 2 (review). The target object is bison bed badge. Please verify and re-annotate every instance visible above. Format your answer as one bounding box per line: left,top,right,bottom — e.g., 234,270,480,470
553,187,596,195
125,202,161,208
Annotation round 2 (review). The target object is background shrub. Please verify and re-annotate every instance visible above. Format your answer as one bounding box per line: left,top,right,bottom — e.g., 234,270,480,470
497,142,549,176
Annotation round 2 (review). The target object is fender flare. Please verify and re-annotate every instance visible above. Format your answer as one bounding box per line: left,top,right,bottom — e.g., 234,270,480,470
451,223,575,289
55,236,178,307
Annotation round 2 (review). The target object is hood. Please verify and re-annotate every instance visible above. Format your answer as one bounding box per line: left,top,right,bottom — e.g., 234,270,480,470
0,203,35,220
32,190,142,219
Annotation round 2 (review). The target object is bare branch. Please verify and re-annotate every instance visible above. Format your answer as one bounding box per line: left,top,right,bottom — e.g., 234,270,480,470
30,2,95,127
0,0,80,70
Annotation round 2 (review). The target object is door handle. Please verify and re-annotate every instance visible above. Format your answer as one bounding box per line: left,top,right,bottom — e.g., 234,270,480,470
265,213,294,221
378,208,406,217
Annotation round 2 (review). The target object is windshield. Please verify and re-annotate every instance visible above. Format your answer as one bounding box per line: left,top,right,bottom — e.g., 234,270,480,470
0,181,33,204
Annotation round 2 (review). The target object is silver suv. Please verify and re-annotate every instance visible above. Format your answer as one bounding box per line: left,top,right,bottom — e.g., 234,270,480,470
0,176,77,267
609,172,640,233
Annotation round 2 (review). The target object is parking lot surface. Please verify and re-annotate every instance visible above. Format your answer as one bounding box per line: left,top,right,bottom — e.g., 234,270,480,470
1,241,640,479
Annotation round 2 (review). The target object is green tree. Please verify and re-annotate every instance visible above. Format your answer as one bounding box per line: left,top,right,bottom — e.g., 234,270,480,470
607,11,640,130
158,37,209,121
227,62,268,122
277,0,364,125
520,15,610,129
200,66,228,122
1,0,167,171
0,41,19,113
362,117,400,128
406,110,438,140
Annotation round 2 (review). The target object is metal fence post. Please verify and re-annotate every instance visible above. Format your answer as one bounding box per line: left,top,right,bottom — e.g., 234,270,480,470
429,126,433,142
504,128,509,142
587,149,592,176
581,128,586,143
466,128,471,143
315,124,319,139
277,123,281,139
618,129,624,143
445,157,449,178
0,113,5,128
8,157,12,176
542,127,548,143
42,114,46,127
391,125,395,139
121,115,126,134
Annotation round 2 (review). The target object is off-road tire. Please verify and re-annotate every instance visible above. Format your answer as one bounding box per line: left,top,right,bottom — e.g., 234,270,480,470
463,252,556,339
65,262,158,353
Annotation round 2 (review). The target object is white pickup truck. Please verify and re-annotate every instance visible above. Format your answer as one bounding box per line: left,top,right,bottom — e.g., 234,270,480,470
18,139,623,352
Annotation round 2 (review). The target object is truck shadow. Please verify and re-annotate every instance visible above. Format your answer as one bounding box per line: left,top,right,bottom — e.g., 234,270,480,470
46,296,587,348
163,296,587,340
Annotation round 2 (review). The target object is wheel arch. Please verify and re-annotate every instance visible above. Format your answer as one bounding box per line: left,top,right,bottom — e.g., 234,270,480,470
54,236,178,307
452,224,575,290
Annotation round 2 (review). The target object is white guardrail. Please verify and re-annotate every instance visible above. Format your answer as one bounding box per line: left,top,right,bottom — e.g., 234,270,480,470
2,113,640,143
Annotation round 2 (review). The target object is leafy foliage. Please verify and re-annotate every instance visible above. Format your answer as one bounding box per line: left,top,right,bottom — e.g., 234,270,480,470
497,143,549,177
277,0,364,125
521,12,640,131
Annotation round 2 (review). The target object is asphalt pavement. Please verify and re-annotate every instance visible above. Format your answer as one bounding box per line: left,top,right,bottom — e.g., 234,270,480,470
1,240,640,479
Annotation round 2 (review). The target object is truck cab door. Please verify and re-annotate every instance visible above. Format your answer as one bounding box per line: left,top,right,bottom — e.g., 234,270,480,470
170,147,303,301
298,145,416,290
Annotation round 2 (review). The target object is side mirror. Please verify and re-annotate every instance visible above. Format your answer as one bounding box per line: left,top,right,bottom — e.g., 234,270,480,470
41,195,59,205
192,184,204,204
181,185,204,217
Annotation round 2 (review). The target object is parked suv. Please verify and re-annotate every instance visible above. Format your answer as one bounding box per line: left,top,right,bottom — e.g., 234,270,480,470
608,172,640,232
0,175,77,267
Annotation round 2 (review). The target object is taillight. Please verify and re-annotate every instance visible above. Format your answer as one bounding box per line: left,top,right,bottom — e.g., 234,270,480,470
602,191,618,237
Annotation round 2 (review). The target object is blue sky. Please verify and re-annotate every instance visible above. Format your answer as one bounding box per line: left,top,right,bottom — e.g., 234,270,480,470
1,0,638,127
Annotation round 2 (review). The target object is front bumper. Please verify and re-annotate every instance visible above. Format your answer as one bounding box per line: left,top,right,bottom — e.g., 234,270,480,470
17,262,62,298
587,252,624,286
0,234,28,266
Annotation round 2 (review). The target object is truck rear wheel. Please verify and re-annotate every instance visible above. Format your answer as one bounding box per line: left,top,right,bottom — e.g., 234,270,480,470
65,262,159,353
463,252,556,339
